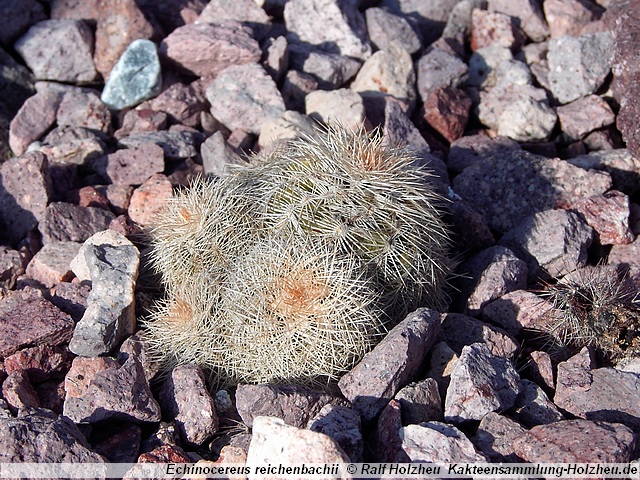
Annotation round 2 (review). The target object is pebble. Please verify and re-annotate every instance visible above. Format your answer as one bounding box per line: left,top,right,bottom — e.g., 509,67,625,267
494,59,533,88
394,378,443,425
457,245,528,316
488,0,549,42
206,63,285,135
200,131,245,176
235,383,346,429
25,241,81,288
14,19,98,83
499,209,594,280
423,86,472,143
4,344,72,383
57,90,112,133
569,190,635,245
548,32,614,104
557,94,616,140
0,151,52,245
101,39,162,111
284,0,371,61
0,288,74,358
0,409,106,462
9,90,61,156
440,313,520,359
127,173,173,226
96,142,165,186
307,404,363,462
452,149,612,234
40,125,106,165
416,48,468,100
305,88,366,131
442,0,483,39
39,202,115,244
118,130,199,160
197,0,272,41
159,365,219,446
365,7,422,55
338,308,441,423
444,342,522,424
159,22,261,79
470,412,527,462
63,355,161,423
287,43,361,90
399,422,487,462
513,419,636,463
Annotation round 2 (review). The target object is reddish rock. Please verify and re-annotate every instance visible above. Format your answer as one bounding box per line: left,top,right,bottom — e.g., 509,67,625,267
528,350,556,394
440,313,519,359
2,370,41,412
423,86,471,142
25,241,82,288
96,184,135,215
97,143,165,186
149,83,206,127
471,9,525,51
557,94,616,140
56,91,112,133
394,378,443,425
471,412,526,462
115,108,168,139
0,0,46,46
94,0,156,80
92,423,142,463
109,215,144,238
34,380,66,414
127,173,173,226
75,186,111,210
137,0,208,32
197,0,272,40
9,91,62,156
49,281,91,322
513,419,636,463
308,404,363,462
0,247,26,290
569,191,635,245
399,422,487,462
488,0,549,42
448,133,520,174
137,444,192,463
372,399,404,462
4,344,73,383
426,342,459,403
159,22,261,79
39,202,116,244
543,0,600,37
416,48,468,100
0,288,74,358
49,0,101,22
481,290,556,336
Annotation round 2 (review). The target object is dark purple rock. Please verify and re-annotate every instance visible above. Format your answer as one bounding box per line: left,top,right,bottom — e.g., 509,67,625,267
470,412,526,462
4,344,73,383
39,202,115,244
0,0,47,46
91,423,142,463
394,378,443,425
440,313,519,358
307,404,363,462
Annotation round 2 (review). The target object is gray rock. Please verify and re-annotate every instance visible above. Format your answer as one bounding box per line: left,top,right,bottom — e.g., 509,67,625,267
49,281,90,323
494,59,533,88
467,45,513,88
57,90,111,133
338,308,441,423
0,409,105,462
448,133,520,174
14,19,97,83
416,48,468,100
101,39,162,110
499,209,594,281
281,70,319,111
0,151,52,245
548,32,614,104
39,202,116,244
236,383,346,429
440,313,520,358
118,130,199,160
68,243,139,357
510,379,564,427
496,95,557,142
488,0,549,42
258,110,316,149
457,246,528,316
452,149,612,234
201,131,246,176
159,365,219,446
25,241,82,288
513,419,636,463
443,0,487,39
9,90,61,156
284,0,371,61
481,290,556,336
0,247,25,290
197,0,272,40
568,149,640,196
305,88,365,130
379,0,460,45
63,355,161,423
307,404,363,462
470,412,527,462
287,43,361,90
70,229,136,282
444,342,522,424
0,0,47,46
206,63,285,135
262,36,289,83
395,378,443,424
399,422,487,462
365,7,422,55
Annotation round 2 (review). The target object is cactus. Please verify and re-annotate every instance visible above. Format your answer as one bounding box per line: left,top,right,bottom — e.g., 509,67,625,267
540,265,640,364
143,125,452,386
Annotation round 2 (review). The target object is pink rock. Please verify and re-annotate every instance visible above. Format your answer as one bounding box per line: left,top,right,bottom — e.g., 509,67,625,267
39,202,115,244
0,0,46,45
136,444,192,463
470,412,527,462
510,379,564,427
0,288,74,358
609,235,640,278
440,313,519,358
25,241,82,288
543,0,600,37
39,126,106,166
488,0,549,42
307,404,363,462
394,378,443,425
14,19,98,83
159,22,261,78
448,133,520,174
149,83,206,127
127,173,173,226
569,190,635,245
4,344,72,383
50,0,101,22
56,91,112,133
93,0,156,80
423,86,471,142
2,370,40,412
75,186,111,210
114,109,168,139
372,399,404,462
9,91,62,156
137,0,208,32
528,350,556,394
400,422,487,462
197,0,272,40
99,143,165,186
513,419,636,462
471,9,525,51
96,184,134,215
481,290,556,336
49,281,90,322
557,94,616,140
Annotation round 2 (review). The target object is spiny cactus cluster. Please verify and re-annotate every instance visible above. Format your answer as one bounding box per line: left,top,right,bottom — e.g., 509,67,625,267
540,265,640,364
143,126,452,386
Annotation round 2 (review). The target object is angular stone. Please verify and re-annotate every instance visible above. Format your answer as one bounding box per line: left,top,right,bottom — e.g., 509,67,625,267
14,19,97,83
0,409,105,462
307,404,363,462
448,133,520,174
149,82,206,128
569,191,635,245
481,290,556,336
0,288,74,358
69,229,134,282
284,0,371,61
159,22,260,78
447,197,496,254
548,32,614,104
127,173,173,226
115,109,168,140
426,341,459,400
94,0,155,80
365,7,422,55
246,416,350,470
416,48,468,100
467,45,513,88
445,342,522,424
69,242,139,356
49,281,90,323
287,43,361,90
395,378,443,425
74,186,110,211
236,383,346,429
557,94,616,140
39,125,106,166
258,110,316,149
544,0,600,37
379,0,460,45
452,149,612,234
136,0,207,32
92,423,142,463
281,70,319,111
399,422,486,462
118,130,199,160
25,241,82,288
197,0,272,40
0,247,25,290
510,379,564,427
423,86,471,143
0,151,52,245
58,91,111,134
513,419,636,463
200,131,245,176
495,59,533,88
2,370,40,412
159,365,218,446
471,412,527,462
500,209,594,281
97,143,165,186
528,350,555,394
50,0,101,22
305,88,365,131
0,0,47,46
262,35,289,84
101,39,162,110
568,149,640,196
488,0,549,42
457,246,528,316
471,9,524,51
440,313,519,359
9,91,61,156
63,355,161,424
207,63,285,135
372,399,404,462
40,202,115,244
4,344,72,383
338,308,441,423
